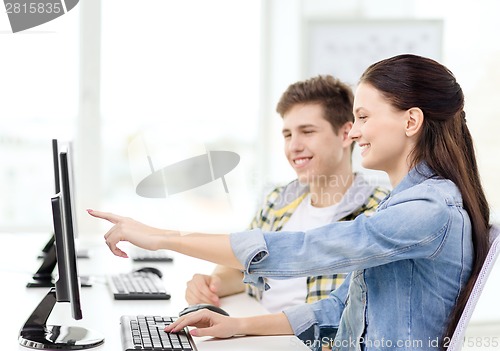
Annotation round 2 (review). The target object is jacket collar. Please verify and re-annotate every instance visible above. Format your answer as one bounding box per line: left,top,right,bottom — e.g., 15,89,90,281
390,162,436,197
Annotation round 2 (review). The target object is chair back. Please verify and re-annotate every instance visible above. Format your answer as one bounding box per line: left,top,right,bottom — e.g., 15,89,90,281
447,225,500,350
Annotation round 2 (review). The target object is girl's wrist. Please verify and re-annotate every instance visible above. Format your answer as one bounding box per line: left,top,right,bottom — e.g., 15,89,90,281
158,229,179,251
235,317,250,336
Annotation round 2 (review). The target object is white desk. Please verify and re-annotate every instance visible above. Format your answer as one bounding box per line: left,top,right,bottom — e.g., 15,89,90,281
0,233,308,351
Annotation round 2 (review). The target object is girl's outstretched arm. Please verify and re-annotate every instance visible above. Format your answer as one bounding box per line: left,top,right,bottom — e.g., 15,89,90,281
87,209,243,270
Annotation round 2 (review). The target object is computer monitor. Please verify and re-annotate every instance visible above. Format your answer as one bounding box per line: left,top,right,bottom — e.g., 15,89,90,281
28,141,89,288
39,139,61,254
28,140,62,287
40,140,88,256
18,156,104,349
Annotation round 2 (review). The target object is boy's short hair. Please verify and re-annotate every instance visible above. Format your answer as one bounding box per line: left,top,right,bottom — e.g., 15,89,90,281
276,75,354,134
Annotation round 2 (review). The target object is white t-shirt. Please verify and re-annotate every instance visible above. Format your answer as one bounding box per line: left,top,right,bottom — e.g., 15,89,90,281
260,194,341,313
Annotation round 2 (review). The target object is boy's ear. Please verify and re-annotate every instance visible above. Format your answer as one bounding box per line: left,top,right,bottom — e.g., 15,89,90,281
341,121,354,146
406,108,424,137
341,121,353,139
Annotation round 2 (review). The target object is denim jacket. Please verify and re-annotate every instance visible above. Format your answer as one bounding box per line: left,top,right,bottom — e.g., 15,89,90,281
230,163,473,351
246,174,389,303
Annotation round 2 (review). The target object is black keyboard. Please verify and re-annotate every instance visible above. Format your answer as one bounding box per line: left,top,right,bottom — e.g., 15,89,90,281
108,272,171,300
131,248,174,262
120,315,197,351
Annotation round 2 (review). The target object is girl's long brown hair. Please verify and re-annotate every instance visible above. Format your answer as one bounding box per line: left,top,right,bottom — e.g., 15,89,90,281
360,54,490,349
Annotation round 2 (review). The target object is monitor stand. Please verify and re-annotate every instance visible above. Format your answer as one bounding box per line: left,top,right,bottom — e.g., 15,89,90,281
27,245,92,288
27,244,58,288
38,235,90,259
18,288,104,350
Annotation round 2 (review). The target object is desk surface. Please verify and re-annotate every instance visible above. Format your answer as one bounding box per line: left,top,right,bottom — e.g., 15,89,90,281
0,233,309,351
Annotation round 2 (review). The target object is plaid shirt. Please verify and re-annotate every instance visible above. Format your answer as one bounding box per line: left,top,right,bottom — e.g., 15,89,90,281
246,174,389,304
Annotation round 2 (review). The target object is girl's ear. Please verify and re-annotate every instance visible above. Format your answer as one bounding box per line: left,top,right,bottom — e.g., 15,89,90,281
405,107,424,137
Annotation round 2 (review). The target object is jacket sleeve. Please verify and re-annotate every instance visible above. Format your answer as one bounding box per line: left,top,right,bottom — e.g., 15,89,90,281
230,183,452,290
283,275,350,351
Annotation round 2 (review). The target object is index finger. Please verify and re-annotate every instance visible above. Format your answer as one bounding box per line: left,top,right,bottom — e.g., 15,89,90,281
165,314,197,333
87,209,123,224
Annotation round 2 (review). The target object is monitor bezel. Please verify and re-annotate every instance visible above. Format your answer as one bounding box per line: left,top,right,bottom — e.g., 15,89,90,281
58,150,83,319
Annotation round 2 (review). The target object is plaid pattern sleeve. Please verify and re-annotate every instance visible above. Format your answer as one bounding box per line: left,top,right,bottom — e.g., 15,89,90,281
248,186,287,231
245,183,308,300
304,186,389,303
245,186,285,300
305,274,347,303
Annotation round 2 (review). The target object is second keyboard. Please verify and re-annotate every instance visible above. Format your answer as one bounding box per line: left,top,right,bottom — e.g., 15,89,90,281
108,271,171,300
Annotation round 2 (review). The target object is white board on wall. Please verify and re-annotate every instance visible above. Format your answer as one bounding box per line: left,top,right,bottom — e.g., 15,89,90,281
304,19,443,188
304,19,443,87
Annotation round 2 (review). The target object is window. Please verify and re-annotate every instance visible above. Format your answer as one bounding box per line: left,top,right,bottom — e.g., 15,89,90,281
99,1,262,232
0,8,79,232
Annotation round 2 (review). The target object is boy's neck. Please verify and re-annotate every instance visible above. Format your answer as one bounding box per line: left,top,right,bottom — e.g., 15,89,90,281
308,168,354,208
